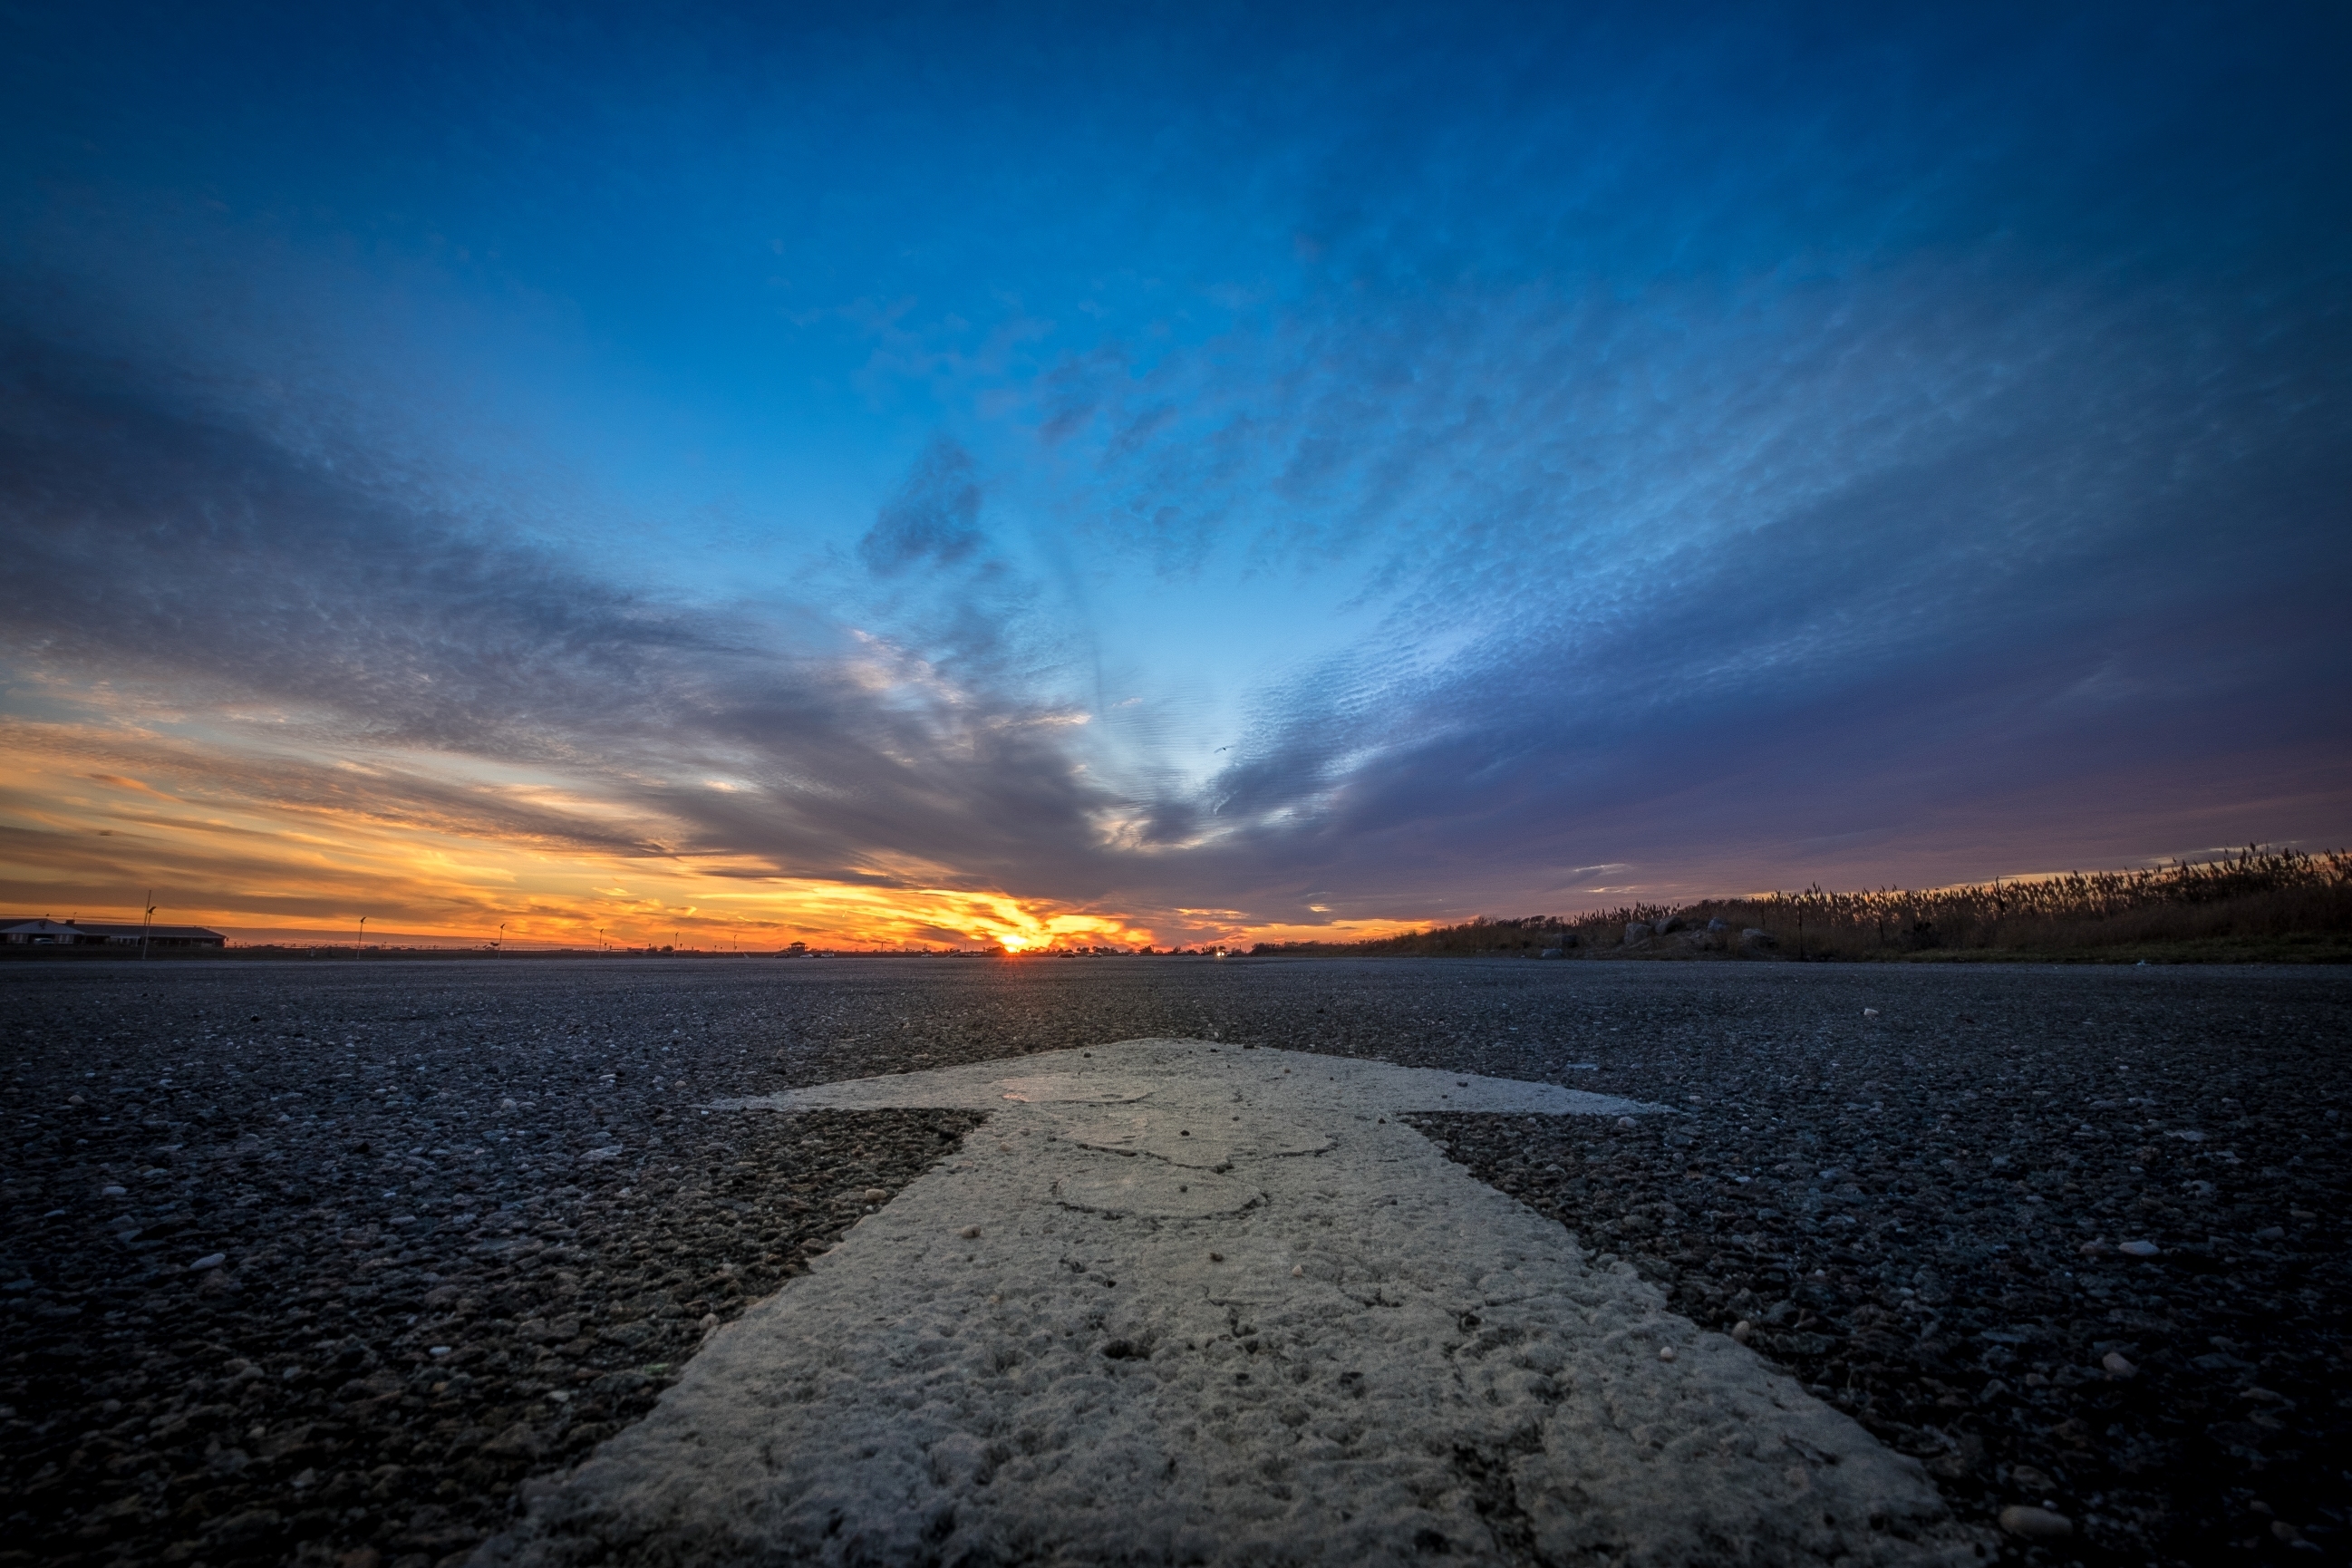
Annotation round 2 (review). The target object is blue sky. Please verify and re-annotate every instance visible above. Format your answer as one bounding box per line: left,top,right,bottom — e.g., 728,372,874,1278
2,1,2347,944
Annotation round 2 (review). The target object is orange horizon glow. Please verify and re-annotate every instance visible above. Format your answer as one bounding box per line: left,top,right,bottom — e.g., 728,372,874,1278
10,714,2279,953
0,716,1426,953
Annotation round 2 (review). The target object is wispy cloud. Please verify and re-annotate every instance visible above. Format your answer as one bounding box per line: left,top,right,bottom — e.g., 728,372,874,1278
858,435,986,575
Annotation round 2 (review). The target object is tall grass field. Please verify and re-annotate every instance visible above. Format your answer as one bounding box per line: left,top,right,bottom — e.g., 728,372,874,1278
1256,847,2352,963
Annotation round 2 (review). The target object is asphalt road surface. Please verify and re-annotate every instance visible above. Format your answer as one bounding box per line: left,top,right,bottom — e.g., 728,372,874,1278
4,956,2346,1567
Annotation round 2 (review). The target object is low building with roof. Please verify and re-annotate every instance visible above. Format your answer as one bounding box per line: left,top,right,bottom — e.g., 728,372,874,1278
0,917,226,948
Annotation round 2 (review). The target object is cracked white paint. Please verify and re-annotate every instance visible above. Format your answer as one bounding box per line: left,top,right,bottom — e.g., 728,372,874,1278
479,1040,1976,1566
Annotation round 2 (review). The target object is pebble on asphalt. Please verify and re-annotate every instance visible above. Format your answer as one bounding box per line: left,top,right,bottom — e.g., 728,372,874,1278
1999,1505,2075,1541
2011,1466,2057,1496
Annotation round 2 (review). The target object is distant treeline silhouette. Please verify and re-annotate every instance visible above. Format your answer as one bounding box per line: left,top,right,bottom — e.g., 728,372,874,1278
1253,847,2352,961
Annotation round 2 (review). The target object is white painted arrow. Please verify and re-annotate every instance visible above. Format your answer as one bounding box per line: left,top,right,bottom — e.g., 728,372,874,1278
480,1040,1974,1567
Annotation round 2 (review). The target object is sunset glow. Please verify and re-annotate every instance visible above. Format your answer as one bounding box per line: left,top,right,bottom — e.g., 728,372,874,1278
0,717,1167,950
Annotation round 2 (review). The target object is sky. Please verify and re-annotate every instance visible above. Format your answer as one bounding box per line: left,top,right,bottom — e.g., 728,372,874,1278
2,1,2347,951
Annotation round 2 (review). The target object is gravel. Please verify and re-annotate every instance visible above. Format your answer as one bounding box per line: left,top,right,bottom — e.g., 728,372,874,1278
4,956,2347,1566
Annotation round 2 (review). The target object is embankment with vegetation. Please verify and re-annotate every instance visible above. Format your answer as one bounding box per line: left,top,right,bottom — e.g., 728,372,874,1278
1253,847,2352,963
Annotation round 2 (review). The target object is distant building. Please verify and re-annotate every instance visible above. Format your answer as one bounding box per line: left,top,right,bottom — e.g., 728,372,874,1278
0,917,226,949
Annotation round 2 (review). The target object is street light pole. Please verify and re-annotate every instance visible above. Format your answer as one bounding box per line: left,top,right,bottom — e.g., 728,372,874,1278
141,890,155,962
357,915,368,958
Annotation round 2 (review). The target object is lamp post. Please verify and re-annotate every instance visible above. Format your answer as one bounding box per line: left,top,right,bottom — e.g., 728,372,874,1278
357,915,368,958
497,923,507,954
141,890,155,962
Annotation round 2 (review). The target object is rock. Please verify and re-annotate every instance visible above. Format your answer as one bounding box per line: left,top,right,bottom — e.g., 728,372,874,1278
189,1253,226,1272
1706,918,1728,932
1731,1320,1754,1344
1538,948,1563,959
1622,923,1652,944
1615,1117,1637,1129
480,1421,543,1458
1739,928,1776,950
1655,916,1685,935
1999,1505,2074,1541
1863,1008,1880,1019
2102,1351,2138,1379
2011,1465,2057,1495
863,1187,889,1204
959,1224,982,1239
2118,1240,2161,1257
102,1184,126,1196
1658,1345,1677,1361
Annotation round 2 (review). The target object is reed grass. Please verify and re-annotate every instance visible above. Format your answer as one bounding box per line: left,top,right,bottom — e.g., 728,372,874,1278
1254,847,2352,962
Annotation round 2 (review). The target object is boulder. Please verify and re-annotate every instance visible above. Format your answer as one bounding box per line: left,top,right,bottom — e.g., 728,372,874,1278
1738,927,1776,951
1622,923,1652,944
1538,948,1564,960
1655,915,1685,934
1706,918,1728,933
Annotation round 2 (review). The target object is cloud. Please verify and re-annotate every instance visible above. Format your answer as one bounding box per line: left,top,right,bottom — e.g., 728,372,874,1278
0,334,705,757
857,434,985,575
0,335,1135,914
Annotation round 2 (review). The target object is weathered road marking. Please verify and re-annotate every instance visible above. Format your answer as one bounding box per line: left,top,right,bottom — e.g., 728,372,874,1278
479,1040,1975,1566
